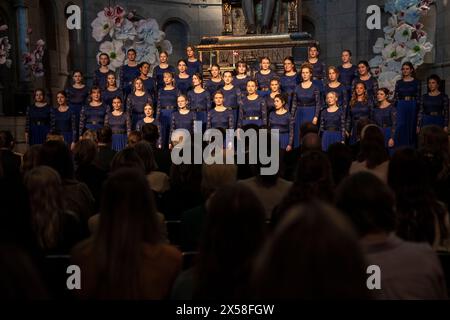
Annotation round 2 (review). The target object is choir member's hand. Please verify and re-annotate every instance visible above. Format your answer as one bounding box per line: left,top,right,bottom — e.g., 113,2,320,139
70,142,75,151
345,131,350,138
444,127,448,133
286,145,292,152
388,138,395,148
158,144,162,149
312,117,318,126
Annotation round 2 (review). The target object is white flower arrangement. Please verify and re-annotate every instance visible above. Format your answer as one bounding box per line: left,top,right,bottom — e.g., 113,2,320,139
91,5,172,71
370,0,434,92
22,28,45,78
0,24,11,68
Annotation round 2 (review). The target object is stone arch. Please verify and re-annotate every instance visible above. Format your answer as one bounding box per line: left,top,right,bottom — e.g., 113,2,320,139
162,18,190,63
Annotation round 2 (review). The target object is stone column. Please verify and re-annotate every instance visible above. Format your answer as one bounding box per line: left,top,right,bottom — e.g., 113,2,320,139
13,0,29,85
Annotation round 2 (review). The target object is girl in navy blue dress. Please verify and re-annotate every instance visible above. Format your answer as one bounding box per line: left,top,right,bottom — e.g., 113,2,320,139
51,91,76,147
291,63,321,147
187,73,210,130
394,62,421,147
352,60,378,105
269,94,294,151
418,74,449,132
119,49,140,98
66,70,89,136
347,82,373,145
169,95,197,149
93,53,110,90
255,57,275,98
25,88,51,145
207,91,235,149
157,72,180,148
186,46,203,76
238,80,267,128
222,70,242,126
320,92,346,151
266,77,282,114
305,45,326,94
175,59,192,95
136,103,161,144
324,66,348,114
102,71,123,111
138,62,157,106
280,56,300,110
373,88,396,150
233,61,250,94
104,96,131,151
338,50,358,104
79,86,108,138
126,78,152,130
153,51,176,91
204,64,224,98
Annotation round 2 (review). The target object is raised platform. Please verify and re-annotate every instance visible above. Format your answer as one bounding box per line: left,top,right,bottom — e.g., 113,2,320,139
195,33,317,75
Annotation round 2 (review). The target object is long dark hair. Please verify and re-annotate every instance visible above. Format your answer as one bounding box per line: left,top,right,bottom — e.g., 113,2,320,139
194,184,266,299
252,202,371,299
92,168,161,298
357,125,388,169
388,148,448,246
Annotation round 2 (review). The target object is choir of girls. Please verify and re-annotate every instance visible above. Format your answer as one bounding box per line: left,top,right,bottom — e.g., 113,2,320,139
26,45,449,153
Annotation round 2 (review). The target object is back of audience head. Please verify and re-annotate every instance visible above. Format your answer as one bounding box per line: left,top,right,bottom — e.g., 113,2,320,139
134,141,156,175
92,168,161,298
110,147,145,173
299,122,319,141
127,131,142,148
37,140,74,180
82,130,98,143
24,166,64,250
253,202,370,299
22,145,41,175
97,127,112,145
0,130,14,150
141,124,159,145
335,172,395,237
194,184,266,299
301,133,322,154
201,161,238,199
358,125,388,169
327,143,353,185
418,125,449,181
388,148,448,246
73,139,97,168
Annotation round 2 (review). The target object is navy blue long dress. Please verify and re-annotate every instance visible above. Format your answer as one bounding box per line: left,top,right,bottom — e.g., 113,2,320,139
141,76,157,106
347,100,373,145
394,79,421,147
372,104,397,150
26,104,51,145
51,107,76,145
126,92,152,130
153,65,177,91
232,76,250,95
79,103,108,136
187,89,211,130
66,85,89,136
307,60,326,94
418,93,449,129
319,108,346,151
104,111,131,151
170,111,197,147
280,73,301,110
158,87,180,148
93,69,109,90
255,70,275,97
222,86,242,127
338,65,357,103
186,60,202,76
119,64,140,97
269,111,294,149
175,75,192,95
207,108,235,147
204,79,224,98
238,96,268,128
291,83,321,147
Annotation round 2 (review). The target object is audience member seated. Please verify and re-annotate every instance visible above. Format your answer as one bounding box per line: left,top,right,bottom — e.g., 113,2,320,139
180,159,238,252
22,145,41,176
141,123,171,175
127,130,142,148
81,129,98,143
327,142,353,185
349,118,373,160
272,151,334,227
24,166,82,255
171,184,266,300
71,168,181,299
349,125,389,183
94,127,116,172
252,202,371,299
37,140,95,230
388,148,450,251
336,172,448,299
0,130,22,179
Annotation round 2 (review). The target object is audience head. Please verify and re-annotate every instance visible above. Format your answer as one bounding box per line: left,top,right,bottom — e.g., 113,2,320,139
82,129,98,144
134,141,156,175
127,131,142,148
194,184,266,299
37,140,74,180
97,126,113,145
110,147,145,173
301,133,322,154
141,124,160,145
358,125,388,169
0,130,14,150
327,143,353,185
22,145,41,175
253,202,370,299
73,139,97,167
201,161,238,199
